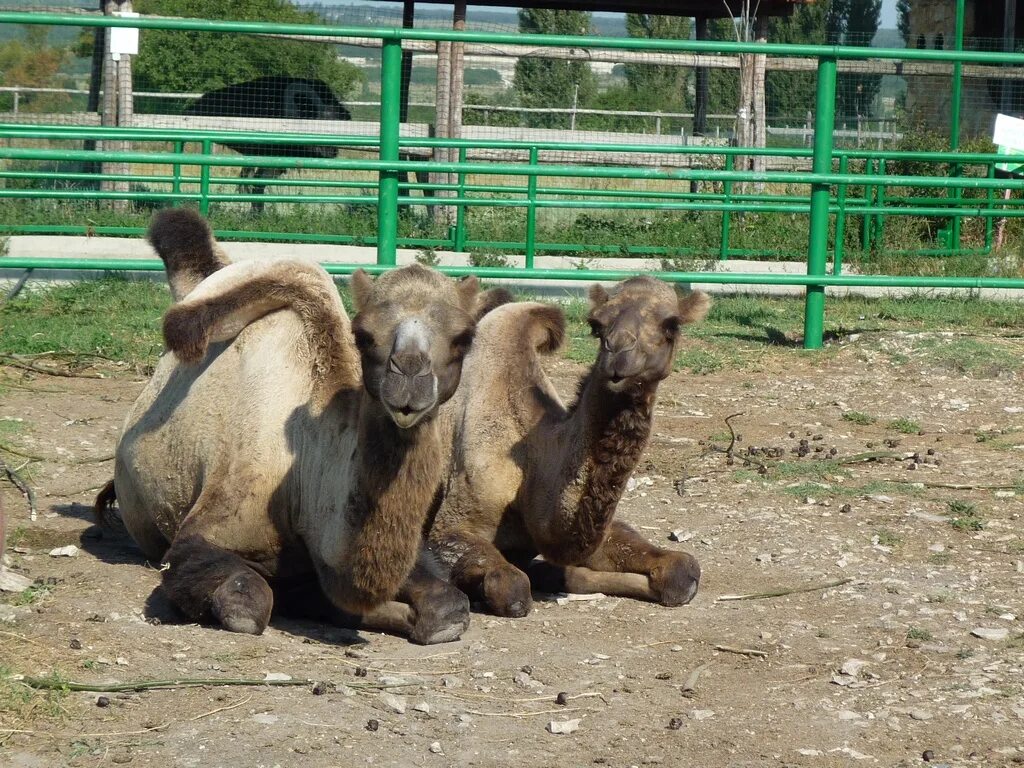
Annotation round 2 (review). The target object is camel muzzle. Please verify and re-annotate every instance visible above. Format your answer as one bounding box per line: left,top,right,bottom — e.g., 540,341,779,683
381,368,438,429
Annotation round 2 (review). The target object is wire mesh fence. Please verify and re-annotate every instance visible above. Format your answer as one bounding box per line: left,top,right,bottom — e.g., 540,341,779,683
2,3,1024,267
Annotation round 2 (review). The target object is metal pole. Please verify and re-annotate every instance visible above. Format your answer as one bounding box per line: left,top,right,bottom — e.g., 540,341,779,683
950,0,965,250
719,154,733,260
199,139,211,215
377,37,402,267
803,57,837,350
834,154,848,275
172,139,182,196
454,145,467,251
525,145,538,269
862,158,874,254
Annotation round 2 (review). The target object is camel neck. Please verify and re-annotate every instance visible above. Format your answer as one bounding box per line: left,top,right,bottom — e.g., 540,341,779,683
542,371,655,564
340,395,441,609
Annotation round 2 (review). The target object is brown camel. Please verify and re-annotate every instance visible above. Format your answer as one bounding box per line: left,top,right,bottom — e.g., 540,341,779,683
97,209,480,643
428,278,710,617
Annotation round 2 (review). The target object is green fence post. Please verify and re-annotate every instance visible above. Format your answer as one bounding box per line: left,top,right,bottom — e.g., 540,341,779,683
803,56,837,350
199,139,211,215
525,145,539,269
876,158,887,247
376,36,402,267
834,154,848,275
454,145,468,252
985,162,995,252
950,0,965,251
172,140,183,198
719,154,734,260
861,158,874,254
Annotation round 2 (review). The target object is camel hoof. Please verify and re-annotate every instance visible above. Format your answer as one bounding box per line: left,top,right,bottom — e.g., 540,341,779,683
212,571,273,635
652,554,701,607
484,564,533,618
410,588,470,645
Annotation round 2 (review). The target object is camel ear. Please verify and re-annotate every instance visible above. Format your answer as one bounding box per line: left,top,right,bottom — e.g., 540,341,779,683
676,288,712,325
588,284,609,308
350,269,374,313
456,275,480,314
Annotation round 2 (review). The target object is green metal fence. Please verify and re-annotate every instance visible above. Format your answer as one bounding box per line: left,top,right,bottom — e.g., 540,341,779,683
2,10,1024,350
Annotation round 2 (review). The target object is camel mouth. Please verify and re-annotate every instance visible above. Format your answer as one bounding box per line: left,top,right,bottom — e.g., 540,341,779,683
386,403,435,429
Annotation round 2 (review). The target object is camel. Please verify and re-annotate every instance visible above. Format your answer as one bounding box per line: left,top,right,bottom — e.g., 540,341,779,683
428,277,710,617
96,208,481,644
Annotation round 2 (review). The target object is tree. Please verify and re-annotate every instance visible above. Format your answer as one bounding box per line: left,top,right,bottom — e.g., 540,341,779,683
132,0,362,110
513,9,596,128
766,3,827,125
623,14,691,113
897,0,912,46
0,26,72,113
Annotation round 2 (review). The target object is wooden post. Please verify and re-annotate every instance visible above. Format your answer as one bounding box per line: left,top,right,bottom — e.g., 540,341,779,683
752,15,768,190
449,0,467,223
100,0,119,197
1002,0,1017,113
694,17,709,135
432,38,452,222
113,0,133,206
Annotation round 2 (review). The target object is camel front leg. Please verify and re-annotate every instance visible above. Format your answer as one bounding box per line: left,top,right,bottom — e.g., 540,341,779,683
162,533,274,635
430,531,533,618
337,551,470,644
528,520,700,607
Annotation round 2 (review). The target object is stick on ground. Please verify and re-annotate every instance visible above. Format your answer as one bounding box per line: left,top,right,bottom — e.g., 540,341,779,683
716,577,852,602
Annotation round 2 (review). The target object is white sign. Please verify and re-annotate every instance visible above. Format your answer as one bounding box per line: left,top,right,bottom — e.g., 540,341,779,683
108,12,140,56
993,114,1024,176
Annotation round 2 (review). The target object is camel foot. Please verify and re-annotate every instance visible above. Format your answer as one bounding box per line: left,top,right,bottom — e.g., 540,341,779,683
410,585,470,645
651,552,701,607
483,564,533,618
211,570,273,635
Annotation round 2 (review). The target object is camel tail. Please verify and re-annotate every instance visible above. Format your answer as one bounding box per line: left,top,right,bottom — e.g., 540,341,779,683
162,258,351,372
93,479,122,529
678,289,712,325
147,208,232,302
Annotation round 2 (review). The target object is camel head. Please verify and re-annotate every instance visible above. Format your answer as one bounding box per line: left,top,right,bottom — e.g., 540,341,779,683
587,277,711,393
350,265,479,429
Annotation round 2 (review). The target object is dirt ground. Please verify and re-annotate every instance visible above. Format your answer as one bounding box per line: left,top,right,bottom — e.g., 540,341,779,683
1,336,1023,768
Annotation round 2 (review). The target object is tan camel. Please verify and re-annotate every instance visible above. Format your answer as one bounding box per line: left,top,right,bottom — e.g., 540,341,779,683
428,278,710,617
97,209,480,643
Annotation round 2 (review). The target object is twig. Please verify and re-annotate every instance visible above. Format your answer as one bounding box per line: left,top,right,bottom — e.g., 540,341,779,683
722,412,744,457
0,443,45,462
0,456,37,521
0,357,104,380
0,630,46,649
876,478,1020,491
70,454,115,465
835,450,905,465
463,707,586,718
18,675,415,693
680,663,709,694
713,645,768,658
78,723,170,738
716,577,853,602
190,694,252,721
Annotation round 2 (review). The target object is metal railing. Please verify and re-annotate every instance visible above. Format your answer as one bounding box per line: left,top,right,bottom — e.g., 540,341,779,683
2,8,1024,350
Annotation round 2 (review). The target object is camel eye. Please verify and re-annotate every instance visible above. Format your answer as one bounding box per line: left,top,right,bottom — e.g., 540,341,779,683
450,328,475,358
588,319,604,338
353,326,375,351
662,317,681,341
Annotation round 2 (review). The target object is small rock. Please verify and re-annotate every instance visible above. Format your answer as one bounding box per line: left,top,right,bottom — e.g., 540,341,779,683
654,672,672,680
428,741,443,754
547,718,581,735
928,544,946,553
115,657,129,666
365,719,379,732
798,749,823,757
839,503,852,514
670,645,683,652
48,545,79,558
840,659,868,678
971,627,1009,641
999,613,1016,621
251,713,278,725
378,675,422,687
513,671,533,688
311,681,335,696
909,709,934,721
756,553,772,564
413,701,430,714
667,717,683,730
837,710,862,721
441,675,462,689
520,665,533,675
923,750,935,762
96,696,110,708
555,691,570,705
669,530,693,543
263,672,291,682
690,709,715,721
379,692,407,714
69,638,82,650
0,568,33,593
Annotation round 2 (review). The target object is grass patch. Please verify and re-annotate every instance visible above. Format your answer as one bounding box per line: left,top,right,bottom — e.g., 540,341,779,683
906,627,933,641
910,336,1023,378
887,417,921,434
948,500,985,532
874,528,902,547
0,666,69,726
6,581,53,606
842,411,876,425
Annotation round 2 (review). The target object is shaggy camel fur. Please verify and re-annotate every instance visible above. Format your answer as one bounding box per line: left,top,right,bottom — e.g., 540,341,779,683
428,278,710,617
98,209,480,643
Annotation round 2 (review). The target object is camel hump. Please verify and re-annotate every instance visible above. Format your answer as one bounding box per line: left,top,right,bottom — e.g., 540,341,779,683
677,289,712,325
501,302,565,354
147,208,231,301
473,286,515,321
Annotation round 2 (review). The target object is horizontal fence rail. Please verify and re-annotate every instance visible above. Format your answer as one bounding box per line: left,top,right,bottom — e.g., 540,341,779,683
2,11,1024,350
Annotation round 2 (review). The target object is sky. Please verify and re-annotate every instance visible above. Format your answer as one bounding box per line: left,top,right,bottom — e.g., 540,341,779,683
880,0,897,29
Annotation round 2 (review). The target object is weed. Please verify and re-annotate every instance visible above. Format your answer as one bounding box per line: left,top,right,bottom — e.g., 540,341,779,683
947,500,985,532
0,666,69,725
415,248,439,267
955,648,973,660
469,251,510,268
7,582,53,606
887,417,921,434
874,528,902,547
929,551,952,565
906,627,933,641
842,411,876,425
